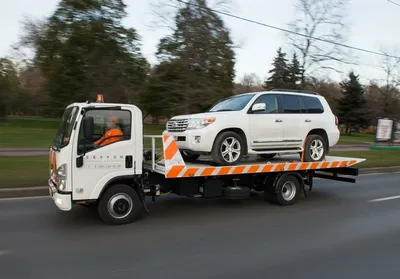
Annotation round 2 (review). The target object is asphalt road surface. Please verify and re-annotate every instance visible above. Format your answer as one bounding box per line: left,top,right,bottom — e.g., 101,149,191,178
0,173,400,279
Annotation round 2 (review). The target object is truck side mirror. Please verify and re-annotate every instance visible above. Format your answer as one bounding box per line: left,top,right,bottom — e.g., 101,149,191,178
82,116,94,140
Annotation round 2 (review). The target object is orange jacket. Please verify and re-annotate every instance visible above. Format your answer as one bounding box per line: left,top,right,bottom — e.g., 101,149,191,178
94,128,123,147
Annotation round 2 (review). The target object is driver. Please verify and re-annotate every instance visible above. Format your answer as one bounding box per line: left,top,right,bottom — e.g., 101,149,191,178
94,115,123,147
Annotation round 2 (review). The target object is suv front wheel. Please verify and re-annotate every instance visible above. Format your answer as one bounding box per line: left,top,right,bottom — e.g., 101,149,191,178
212,131,245,165
302,134,327,162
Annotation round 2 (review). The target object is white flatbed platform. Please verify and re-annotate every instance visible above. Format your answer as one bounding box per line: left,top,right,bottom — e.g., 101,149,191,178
143,135,366,179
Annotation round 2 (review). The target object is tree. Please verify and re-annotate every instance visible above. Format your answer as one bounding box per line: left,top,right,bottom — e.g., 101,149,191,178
287,52,303,88
233,72,263,94
336,71,370,134
0,58,22,121
285,0,350,81
366,47,400,118
153,0,236,114
18,0,149,116
263,48,290,89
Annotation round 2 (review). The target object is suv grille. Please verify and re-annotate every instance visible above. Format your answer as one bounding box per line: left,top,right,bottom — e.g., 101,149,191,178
167,119,188,132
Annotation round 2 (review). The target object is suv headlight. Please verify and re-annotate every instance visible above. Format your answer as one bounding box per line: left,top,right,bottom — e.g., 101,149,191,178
187,118,216,130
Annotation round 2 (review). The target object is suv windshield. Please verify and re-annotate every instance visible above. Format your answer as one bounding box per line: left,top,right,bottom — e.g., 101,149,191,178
208,94,255,112
52,106,79,150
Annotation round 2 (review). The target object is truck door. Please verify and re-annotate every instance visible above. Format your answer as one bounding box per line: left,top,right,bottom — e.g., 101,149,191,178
71,107,136,201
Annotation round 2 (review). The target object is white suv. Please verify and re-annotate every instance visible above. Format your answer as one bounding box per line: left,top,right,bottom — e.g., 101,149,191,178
163,89,340,165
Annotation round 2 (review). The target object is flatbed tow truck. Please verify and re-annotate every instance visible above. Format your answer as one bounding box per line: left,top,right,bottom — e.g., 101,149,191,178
48,95,366,225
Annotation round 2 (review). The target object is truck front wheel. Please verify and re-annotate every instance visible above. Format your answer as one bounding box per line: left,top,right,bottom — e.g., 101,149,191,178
98,184,142,226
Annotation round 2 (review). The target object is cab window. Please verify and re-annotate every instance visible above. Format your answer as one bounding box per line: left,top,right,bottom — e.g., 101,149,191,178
77,109,131,154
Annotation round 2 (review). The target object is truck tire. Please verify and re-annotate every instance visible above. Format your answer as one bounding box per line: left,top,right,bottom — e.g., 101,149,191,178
97,184,142,226
302,134,327,162
211,131,245,165
266,174,301,206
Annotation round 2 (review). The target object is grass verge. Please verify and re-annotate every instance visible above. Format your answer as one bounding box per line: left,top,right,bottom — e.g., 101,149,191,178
338,133,375,145
1,150,399,188
0,156,48,188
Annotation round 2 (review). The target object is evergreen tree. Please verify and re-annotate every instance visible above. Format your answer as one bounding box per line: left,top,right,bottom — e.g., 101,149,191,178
28,0,148,116
153,0,236,114
336,71,370,134
287,52,303,88
263,48,290,89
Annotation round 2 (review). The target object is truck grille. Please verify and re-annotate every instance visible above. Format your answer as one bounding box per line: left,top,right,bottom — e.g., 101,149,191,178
167,119,188,132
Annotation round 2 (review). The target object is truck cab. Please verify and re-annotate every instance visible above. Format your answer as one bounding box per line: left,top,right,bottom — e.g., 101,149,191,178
48,98,143,212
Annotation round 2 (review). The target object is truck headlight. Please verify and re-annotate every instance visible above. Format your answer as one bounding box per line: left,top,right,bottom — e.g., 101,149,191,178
56,163,67,191
187,118,216,130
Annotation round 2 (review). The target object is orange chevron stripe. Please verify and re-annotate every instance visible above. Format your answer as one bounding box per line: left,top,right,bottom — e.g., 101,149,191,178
164,139,179,160
167,165,185,178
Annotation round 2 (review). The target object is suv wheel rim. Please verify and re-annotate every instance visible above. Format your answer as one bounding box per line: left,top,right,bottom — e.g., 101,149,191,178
310,139,324,160
221,137,241,163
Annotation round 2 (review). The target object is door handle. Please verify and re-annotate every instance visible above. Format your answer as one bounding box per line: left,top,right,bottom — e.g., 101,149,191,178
305,119,311,122
275,119,282,123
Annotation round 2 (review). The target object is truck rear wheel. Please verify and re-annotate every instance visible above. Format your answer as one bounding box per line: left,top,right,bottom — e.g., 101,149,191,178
98,184,142,226
265,174,301,206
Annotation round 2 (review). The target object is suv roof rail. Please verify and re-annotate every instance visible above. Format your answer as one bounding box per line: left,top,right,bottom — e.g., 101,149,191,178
270,88,320,95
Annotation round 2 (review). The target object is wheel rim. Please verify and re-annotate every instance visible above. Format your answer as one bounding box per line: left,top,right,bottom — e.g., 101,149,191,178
281,181,296,201
107,193,133,219
309,139,324,160
221,137,241,163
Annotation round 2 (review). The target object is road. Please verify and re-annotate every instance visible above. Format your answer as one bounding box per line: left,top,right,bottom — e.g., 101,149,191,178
0,173,400,278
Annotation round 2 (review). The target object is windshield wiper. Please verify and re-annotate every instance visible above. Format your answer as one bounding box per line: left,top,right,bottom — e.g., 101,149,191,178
214,109,234,112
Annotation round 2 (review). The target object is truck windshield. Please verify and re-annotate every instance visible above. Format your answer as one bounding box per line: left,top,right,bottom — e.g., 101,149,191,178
208,94,255,112
52,106,79,150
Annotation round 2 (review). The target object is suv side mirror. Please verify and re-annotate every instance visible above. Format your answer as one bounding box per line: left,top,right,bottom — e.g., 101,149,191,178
251,103,266,112
82,116,94,140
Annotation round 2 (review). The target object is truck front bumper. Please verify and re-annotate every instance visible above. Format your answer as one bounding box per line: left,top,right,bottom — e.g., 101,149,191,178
48,179,72,211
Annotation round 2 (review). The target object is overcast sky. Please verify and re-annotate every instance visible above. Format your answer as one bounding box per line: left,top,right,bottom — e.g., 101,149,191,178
1,0,399,85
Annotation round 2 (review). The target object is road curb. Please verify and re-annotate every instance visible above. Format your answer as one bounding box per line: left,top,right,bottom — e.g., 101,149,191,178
1,166,400,199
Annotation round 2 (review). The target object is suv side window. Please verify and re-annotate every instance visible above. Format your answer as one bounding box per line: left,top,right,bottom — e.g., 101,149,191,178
250,94,279,114
77,109,131,154
301,96,324,113
279,94,301,113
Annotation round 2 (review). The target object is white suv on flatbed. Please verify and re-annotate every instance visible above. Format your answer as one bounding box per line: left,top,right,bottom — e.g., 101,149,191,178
163,89,340,165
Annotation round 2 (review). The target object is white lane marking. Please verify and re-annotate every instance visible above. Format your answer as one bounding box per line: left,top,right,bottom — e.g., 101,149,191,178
0,196,50,202
0,250,10,256
369,195,400,203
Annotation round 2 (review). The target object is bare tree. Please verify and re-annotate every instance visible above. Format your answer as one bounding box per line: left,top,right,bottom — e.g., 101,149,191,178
234,72,264,94
285,0,352,80
367,46,400,118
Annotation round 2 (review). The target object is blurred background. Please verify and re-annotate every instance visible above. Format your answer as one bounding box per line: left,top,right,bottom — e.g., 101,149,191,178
0,0,399,185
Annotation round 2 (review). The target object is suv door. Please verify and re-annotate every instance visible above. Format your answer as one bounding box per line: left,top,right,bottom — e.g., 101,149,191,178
248,93,283,149
277,94,308,147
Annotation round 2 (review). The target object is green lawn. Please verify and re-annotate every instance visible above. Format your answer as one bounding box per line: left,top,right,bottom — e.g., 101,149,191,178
338,133,375,145
0,117,165,148
0,156,49,188
1,150,399,188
